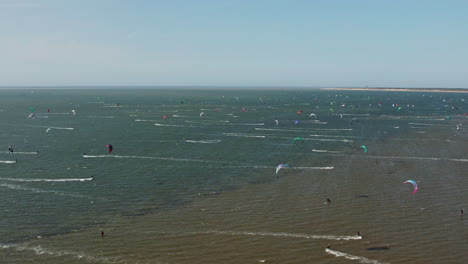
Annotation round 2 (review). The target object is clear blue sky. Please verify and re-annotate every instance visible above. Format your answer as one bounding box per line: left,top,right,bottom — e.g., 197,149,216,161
1,0,467,88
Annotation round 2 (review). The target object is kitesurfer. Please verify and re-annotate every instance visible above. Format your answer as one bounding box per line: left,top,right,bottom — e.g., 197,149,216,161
326,198,331,204
461,208,464,216
106,144,113,154
8,145,13,153
101,231,105,237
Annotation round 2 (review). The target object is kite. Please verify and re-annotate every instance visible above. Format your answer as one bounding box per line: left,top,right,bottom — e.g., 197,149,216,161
403,180,418,194
292,137,304,144
276,163,292,176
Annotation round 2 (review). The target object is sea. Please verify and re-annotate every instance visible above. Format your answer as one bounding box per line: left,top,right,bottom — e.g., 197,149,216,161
0,88,467,264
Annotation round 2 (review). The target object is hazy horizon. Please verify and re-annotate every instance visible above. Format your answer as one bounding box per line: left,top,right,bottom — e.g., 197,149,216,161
0,85,467,90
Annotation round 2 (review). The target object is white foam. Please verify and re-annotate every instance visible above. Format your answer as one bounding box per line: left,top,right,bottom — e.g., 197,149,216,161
325,248,388,264
1,177,93,182
185,140,222,144
0,160,16,164
0,243,120,264
194,230,361,241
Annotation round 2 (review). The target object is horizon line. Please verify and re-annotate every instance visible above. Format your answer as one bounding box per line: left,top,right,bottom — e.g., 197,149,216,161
0,85,467,90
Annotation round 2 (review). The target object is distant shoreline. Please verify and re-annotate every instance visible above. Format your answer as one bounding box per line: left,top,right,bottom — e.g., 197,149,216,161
321,87,468,93
0,86,467,92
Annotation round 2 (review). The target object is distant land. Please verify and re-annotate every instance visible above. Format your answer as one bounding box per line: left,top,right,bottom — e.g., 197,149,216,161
0,86,467,92
321,87,468,93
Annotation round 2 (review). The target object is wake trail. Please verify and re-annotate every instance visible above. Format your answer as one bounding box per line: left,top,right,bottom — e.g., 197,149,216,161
0,151,38,155
0,243,123,264
82,156,333,170
270,136,354,142
0,183,90,199
223,133,266,138
324,154,468,163
83,155,234,164
154,123,197,127
192,230,362,241
193,165,334,170
293,166,334,170
408,122,449,127
255,128,352,132
185,140,222,144
312,149,344,153
0,177,93,182
48,127,74,130
14,125,74,130
325,248,389,264
0,160,16,164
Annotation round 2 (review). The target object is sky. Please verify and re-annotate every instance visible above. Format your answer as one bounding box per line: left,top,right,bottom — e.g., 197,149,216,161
0,0,467,88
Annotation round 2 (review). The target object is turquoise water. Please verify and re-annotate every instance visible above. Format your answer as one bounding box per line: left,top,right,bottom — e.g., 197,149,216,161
0,88,467,263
